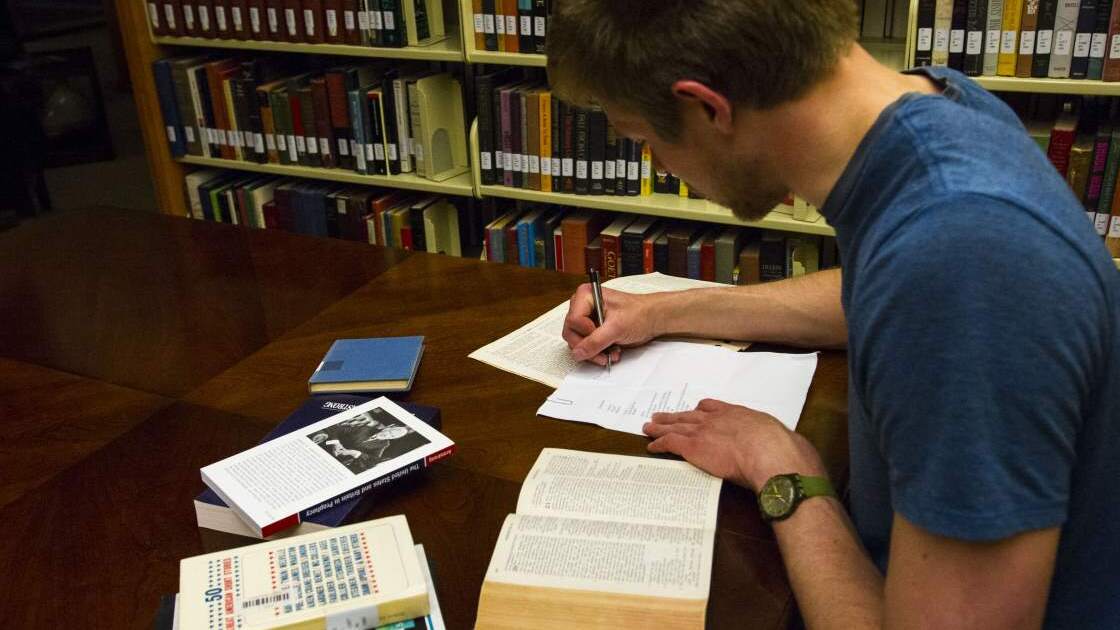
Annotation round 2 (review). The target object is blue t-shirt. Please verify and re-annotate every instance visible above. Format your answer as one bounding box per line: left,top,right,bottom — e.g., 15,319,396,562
821,66,1120,627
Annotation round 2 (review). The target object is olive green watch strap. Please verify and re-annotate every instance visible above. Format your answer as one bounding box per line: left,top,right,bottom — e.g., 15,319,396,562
797,475,837,499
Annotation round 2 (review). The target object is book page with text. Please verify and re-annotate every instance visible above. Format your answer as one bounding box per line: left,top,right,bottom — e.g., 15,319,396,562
516,448,722,530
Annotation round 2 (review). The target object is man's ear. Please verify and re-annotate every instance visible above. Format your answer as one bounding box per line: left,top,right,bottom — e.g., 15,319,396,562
671,80,734,135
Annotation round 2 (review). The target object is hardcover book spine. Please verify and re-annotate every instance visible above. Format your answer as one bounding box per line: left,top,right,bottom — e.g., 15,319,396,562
324,0,342,42
588,107,606,195
1015,0,1040,77
518,0,533,52
1071,0,1099,79
551,96,562,189
949,0,970,70
562,100,575,193
148,1,165,36
284,0,304,42
997,0,1024,75
153,61,187,157
247,0,266,38
517,89,530,189
620,233,644,277
229,0,249,38
367,94,387,176
383,0,404,47
311,77,336,169
408,81,426,178
163,0,184,36
477,75,495,185
1098,127,1120,217
983,0,1005,74
482,0,498,50
640,142,652,195
342,0,361,43
526,91,541,190
500,86,514,186
472,0,486,50
653,233,668,273
539,90,552,192
302,0,324,42
1032,0,1061,76
196,0,215,35
1089,0,1115,79
700,236,715,282
503,0,519,52
270,89,294,165
327,74,354,170
933,0,953,65
574,107,589,195
381,74,402,175
1103,0,1120,80
392,76,413,173
214,0,232,38
171,63,202,155
264,0,283,39
533,0,547,53
1089,126,1112,233
613,133,627,196
182,0,199,35
1049,0,1081,76
600,231,620,280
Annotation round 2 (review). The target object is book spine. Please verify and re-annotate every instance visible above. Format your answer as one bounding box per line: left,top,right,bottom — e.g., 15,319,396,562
271,89,294,165
1032,0,1060,76
1089,0,1115,78
229,0,249,38
550,96,562,189
1103,0,1120,80
342,0,360,43
983,0,1005,74
620,233,643,277
214,0,231,38
1015,0,1040,77
533,0,547,53
302,0,323,42
477,75,495,185
148,1,165,36
700,238,715,282
516,89,528,188
325,73,353,170
196,0,215,35
998,0,1024,75
1071,0,1099,79
518,0,533,53
1100,128,1120,216
963,0,987,74
311,78,336,169
1048,0,1080,76
525,91,540,190
407,81,426,178
934,0,953,65
614,133,627,196
949,0,970,70
163,0,184,36
601,231,620,280
324,0,342,42
915,0,937,66
500,87,513,186
472,0,486,50
503,0,519,52
483,0,498,50
575,107,589,195
562,101,575,192
393,76,413,173
283,0,302,41
1087,126,1111,216
381,74,402,175
588,107,605,195
640,142,652,195
247,0,265,38
383,0,404,47
182,0,198,35
153,61,187,157
540,90,552,193
264,0,283,39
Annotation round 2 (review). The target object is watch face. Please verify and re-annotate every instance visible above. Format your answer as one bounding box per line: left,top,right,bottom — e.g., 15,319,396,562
760,476,797,518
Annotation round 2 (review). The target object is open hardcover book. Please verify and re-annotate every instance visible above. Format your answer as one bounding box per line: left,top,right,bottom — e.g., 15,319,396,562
179,516,429,629
475,449,723,630
201,397,454,537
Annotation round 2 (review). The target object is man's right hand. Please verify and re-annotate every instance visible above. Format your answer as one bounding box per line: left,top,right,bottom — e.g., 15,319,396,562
562,284,659,365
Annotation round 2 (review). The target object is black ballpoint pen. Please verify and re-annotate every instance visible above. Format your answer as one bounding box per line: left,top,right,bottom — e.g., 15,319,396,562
588,269,612,373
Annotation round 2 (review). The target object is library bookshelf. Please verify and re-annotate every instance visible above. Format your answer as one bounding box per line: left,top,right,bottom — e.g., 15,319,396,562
152,33,464,62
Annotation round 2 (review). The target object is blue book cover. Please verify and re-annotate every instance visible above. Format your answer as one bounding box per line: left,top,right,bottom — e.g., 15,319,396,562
195,395,440,537
152,59,186,157
309,336,425,393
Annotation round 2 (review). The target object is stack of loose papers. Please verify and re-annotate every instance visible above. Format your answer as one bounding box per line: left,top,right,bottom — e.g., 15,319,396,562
468,273,749,388
537,341,818,435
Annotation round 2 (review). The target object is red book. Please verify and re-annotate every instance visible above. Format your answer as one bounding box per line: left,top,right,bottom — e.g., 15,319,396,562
342,0,361,44
229,0,250,38
213,0,232,39
323,0,343,43
325,71,353,169
195,0,215,36
553,227,565,272
597,214,633,281
262,200,279,229
505,221,520,265
1047,106,1078,176
302,0,325,43
401,215,414,250
284,0,305,42
584,236,603,275
309,77,336,169
204,59,239,160
1102,0,1120,81
246,0,266,39
700,231,716,282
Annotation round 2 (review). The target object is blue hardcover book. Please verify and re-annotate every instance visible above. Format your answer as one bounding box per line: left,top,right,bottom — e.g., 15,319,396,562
152,59,186,157
194,394,440,538
309,336,425,394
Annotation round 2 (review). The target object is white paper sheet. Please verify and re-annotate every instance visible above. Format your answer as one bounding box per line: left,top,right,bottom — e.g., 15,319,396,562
468,273,748,388
537,341,818,435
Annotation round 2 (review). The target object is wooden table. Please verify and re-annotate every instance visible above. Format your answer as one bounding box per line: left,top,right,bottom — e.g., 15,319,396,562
0,208,849,629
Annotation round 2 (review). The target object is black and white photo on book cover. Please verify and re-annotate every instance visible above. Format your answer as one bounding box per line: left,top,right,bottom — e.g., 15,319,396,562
307,407,431,474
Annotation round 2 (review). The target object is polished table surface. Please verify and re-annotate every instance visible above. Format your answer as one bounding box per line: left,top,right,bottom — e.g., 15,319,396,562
0,208,849,629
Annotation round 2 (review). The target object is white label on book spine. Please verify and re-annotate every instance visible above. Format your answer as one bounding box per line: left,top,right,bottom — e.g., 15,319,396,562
506,16,516,36
1001,30,1017,54
255,134,265,154
481,151,492,170
166,125,176,143
1111,35,1120,59
200,6,211,30
935,28,949,52
986,29,1001,54
1092,33,1108,58
286,8,297,35
604,160,615,180
184,5,195,30
535,16,545,37
307,137,318,154
1095,212,1110,235
950,29,965,53
1036,30,1054,55
358,10,370,30
276,134,287,152
266,133,276,152
484,14,495,34
383,11,394,30
185,126,195,143
966,31,983,55
365,144,375,161
495,149,503,169
356,146,367,171
296,135,307,153
627,161,639,181
1018,31,1035,55
205,128,214,144
338,139,349,156
345,10,355,31
232,7,242,31
917,28,933,51
512,153,522,173
521,16,532,38
250,7,261,33
576,160,588,179
1055,30,1073,56
216,6,227,31
495,13,505,35
591,161,603,180
218,129,228,146
405,137,414,157
415,142,424,162
317,138,328,155
164,4,177,30
388,143,398,161
374,143,385,161
616,158,626,178
530,155,540,174
640,159,651,179
551,157,560,177
563,157,574,177
148,3,159,29
474,14,484,34
521,153,529,174
1088,210,1097,223
370,10,382,31
235,131,245,148
327,10,338,37
541,156,551,175
502,151,512,171
304,9,315,36
267,8,278,33
1109,216,1120,238
349,139,359,157
1075,32,1091,57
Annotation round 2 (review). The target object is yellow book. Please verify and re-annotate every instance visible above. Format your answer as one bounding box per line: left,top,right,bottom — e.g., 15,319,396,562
640,143,653,196
476,449,721,630
998,0,1025,76
679,179,689,198
178,516,429,629
932,0,953,66
539,90,552,193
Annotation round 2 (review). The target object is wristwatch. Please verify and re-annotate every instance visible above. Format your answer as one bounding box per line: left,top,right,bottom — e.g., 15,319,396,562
757,473,837,522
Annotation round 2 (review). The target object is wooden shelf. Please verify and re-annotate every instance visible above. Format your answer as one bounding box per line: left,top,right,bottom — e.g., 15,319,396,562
152,34,464,62
478,184,836,237
178,156,475,196
466,49,547,67
972,76,1120,96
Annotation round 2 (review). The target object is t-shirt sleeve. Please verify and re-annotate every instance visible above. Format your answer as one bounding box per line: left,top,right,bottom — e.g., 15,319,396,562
853,196,1104,541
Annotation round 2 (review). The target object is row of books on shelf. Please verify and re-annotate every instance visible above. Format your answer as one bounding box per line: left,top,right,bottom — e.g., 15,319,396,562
154,56,468,181
913,0,1120,80
483,207,837,285
147,0,447,48
1015,94,1120,252
468,0,549,54
476,70,694,198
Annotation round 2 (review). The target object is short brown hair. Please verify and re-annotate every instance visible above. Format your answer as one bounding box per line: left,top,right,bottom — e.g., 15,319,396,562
547,0,859,141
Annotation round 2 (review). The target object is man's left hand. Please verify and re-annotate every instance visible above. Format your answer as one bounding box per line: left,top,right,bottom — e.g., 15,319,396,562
643,398,828,491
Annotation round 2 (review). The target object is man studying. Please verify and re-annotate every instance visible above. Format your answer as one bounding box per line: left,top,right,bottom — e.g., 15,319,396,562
551,1,1120,628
